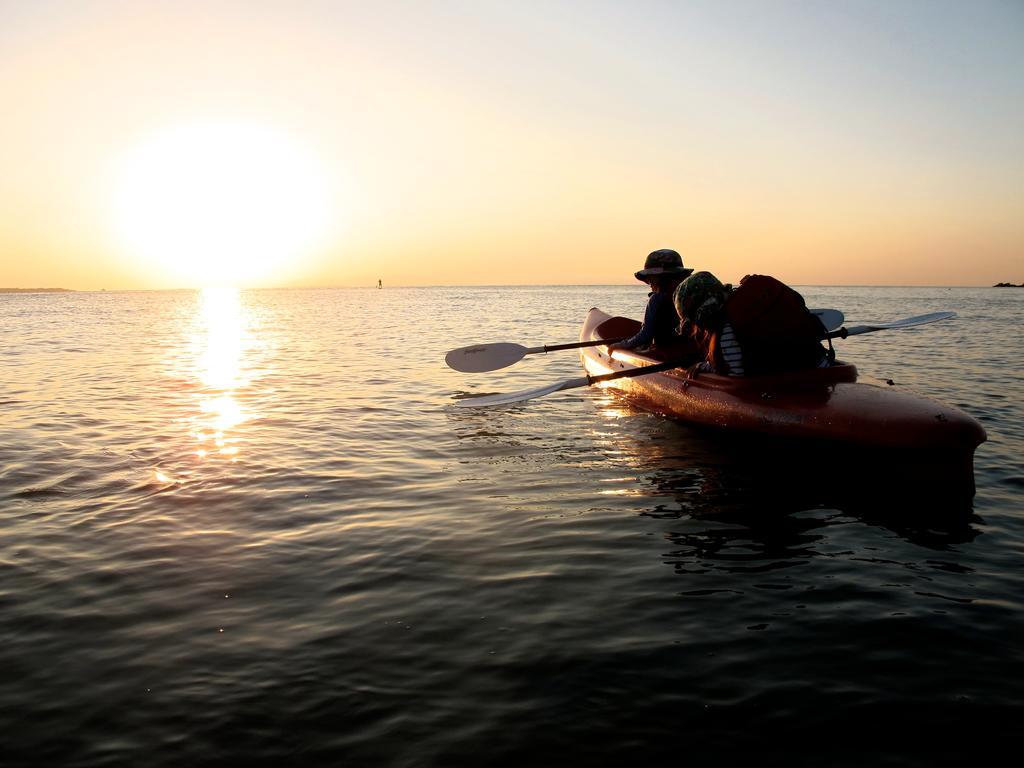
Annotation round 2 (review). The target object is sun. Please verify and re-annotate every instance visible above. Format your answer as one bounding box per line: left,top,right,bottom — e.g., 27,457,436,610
112,121,332,287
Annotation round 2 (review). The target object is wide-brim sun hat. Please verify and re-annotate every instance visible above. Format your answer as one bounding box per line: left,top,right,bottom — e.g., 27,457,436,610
634,248,694,282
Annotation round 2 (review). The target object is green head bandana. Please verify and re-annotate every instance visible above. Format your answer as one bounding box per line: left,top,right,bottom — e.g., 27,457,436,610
673,271,728,330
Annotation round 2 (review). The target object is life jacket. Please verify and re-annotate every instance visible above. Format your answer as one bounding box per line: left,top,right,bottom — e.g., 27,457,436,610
723,274,827,375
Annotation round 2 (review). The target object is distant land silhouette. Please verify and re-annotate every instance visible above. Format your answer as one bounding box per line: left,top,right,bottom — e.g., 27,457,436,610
0,287,74,293
993,282,1024,288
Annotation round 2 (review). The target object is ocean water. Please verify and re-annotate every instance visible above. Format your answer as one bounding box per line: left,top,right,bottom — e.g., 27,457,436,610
1,285,1022,765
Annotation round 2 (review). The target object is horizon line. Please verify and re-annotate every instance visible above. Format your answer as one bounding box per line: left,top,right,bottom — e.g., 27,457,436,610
2,282,1015,293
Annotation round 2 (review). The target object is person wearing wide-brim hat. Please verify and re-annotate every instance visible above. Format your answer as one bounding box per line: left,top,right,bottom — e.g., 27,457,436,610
607,249,695,354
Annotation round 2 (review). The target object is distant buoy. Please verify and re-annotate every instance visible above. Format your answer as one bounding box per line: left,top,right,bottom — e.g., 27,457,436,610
378,279,383,289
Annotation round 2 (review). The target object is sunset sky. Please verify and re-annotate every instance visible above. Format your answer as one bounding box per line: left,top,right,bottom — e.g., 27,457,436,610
1,0,1021,289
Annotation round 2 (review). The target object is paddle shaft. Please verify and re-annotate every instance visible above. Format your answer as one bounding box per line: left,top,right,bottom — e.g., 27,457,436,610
824,311,954,340
586,358,688,386
533,337,627,354
826,326,893,340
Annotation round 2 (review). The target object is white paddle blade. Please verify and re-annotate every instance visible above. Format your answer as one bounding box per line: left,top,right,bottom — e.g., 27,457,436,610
846,311,956,336
810,308,844,332
454,377,590,408
445,342,529,373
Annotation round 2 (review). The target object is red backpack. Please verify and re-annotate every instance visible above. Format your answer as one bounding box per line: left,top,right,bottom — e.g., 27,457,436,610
724,275,828,374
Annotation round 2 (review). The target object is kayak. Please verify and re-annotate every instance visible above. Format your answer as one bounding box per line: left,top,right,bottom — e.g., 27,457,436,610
579,308,986,496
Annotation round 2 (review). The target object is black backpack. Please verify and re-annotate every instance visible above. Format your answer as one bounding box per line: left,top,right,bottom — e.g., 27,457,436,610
724,275,827,374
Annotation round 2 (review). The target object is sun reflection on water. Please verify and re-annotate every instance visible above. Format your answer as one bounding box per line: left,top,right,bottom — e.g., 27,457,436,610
198,287,246,389
186,287,254,464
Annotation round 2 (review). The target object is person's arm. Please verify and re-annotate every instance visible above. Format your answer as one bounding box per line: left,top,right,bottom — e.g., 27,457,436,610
609,293,661,351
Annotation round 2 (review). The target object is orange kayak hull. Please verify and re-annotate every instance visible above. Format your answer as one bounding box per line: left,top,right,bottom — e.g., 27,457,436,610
580,308,986,496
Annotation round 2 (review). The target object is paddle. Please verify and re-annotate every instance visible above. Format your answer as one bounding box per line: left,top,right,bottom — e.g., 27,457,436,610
825,311,955,339
445,337,627,373
446,309,844,373
453,310,955,408
811,308,844,333
453,359,687,408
